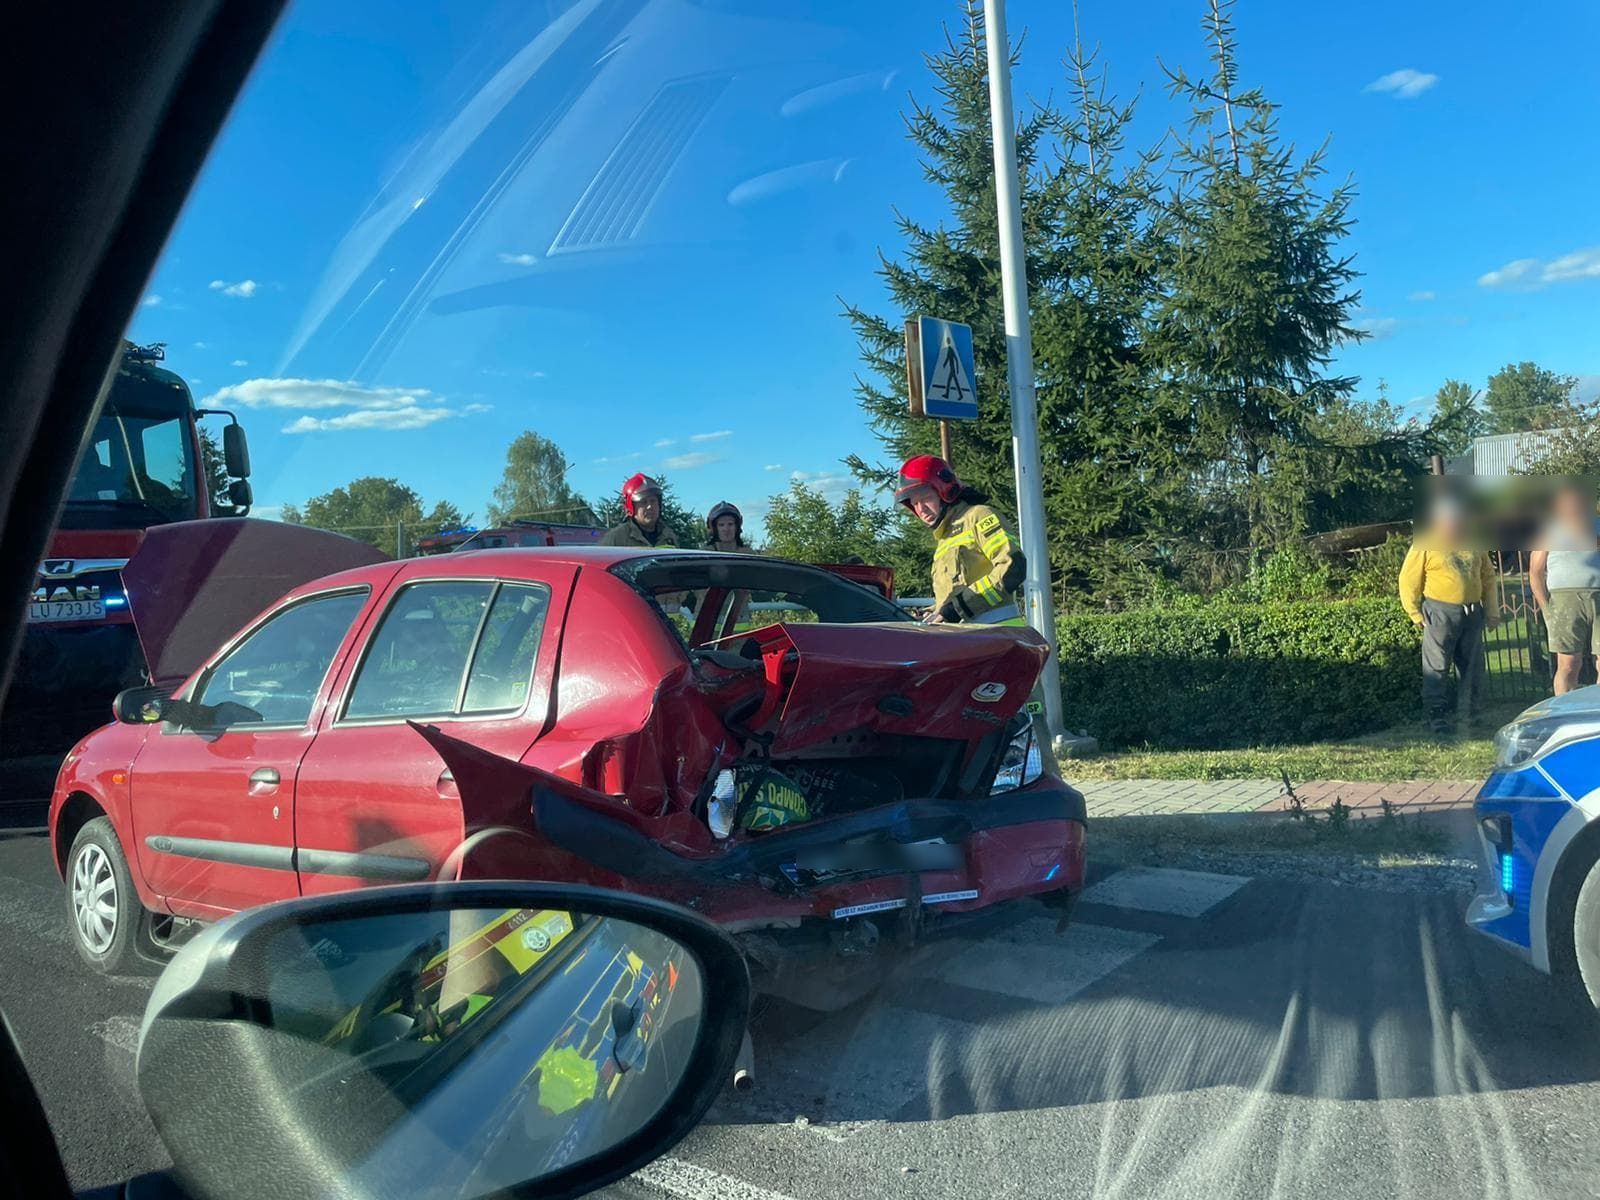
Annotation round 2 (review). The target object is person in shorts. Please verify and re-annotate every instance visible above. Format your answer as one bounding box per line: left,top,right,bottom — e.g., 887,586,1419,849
1531,479,1600,695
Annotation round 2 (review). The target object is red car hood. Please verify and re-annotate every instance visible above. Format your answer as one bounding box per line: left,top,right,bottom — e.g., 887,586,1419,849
122,519,389,687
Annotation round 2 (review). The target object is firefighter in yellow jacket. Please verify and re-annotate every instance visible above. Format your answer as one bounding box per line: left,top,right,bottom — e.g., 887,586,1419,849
896,454,1025,624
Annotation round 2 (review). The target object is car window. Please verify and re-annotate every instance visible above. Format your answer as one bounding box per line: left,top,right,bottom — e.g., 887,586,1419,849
344,581,494,720
462,583,550,713
194,590,368,727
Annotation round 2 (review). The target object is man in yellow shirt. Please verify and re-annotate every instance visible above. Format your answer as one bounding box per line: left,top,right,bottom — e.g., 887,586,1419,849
1398,496,1499,734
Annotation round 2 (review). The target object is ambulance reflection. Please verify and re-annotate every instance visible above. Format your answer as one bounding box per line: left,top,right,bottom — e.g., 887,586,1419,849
316,905,702,1179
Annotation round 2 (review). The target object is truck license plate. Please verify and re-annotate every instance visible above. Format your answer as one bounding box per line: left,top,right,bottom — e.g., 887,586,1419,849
28,600,105,623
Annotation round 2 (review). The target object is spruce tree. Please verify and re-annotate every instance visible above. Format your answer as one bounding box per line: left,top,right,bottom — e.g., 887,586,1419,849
843,1,1177,607
1153,0,1365,553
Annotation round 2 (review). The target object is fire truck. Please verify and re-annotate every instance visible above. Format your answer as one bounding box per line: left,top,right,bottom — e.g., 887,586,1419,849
4,343,254,755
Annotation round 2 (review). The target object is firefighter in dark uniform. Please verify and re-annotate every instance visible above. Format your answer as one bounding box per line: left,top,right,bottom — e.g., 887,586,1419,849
895,455,1025,624
703,501,746,552
600,474,678,548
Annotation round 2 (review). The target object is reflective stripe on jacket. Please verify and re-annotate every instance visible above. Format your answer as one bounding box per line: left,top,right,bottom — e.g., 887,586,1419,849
931,500,1026,620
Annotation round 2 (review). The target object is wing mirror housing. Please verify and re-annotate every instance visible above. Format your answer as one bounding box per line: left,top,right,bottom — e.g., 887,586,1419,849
134,883,750,1200
112,684,172,725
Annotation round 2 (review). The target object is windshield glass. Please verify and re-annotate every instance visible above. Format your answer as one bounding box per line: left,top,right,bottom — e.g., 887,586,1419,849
13,1,1600,1198
61,374,199,529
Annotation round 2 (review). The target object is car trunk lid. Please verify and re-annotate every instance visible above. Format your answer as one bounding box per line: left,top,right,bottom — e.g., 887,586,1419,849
723,621,1045,753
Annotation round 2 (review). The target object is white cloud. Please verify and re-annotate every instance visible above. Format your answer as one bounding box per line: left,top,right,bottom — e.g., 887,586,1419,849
208,278,259,298
497,252,538,266
592,452,642,466
790,470,852,500
664,451,723,470
231,359,249,367
1364,68,1438,99
250,504,285,522
764,463,784,471
193,341,209,350
204,377,435,411
654,438,676,448
689,430,733,442
1478,258,1541,289
284,409,454,434
140,295,162,308
1353,316,1400,341
479,366,546,381
1542,247,1600,284
1478,247,1600,291
201,377,486,435
462,403,494,415
1408,290,1436,302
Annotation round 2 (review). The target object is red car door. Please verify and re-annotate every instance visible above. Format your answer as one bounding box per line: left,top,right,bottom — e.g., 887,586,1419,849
128,586,374,918
293,568,576,895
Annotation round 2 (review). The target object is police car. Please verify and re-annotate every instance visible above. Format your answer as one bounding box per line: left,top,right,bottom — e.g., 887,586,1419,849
1468,686,1600,1005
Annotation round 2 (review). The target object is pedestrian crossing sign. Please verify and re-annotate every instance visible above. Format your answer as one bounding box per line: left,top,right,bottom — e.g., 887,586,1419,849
905,315,978,421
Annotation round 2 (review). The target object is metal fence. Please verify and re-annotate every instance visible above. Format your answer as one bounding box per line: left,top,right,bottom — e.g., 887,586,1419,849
1484,550,1556,704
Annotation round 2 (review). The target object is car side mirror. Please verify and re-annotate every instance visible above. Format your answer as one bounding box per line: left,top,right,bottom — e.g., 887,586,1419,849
112,684,171,725
222,422,251,478
135,883,750,1200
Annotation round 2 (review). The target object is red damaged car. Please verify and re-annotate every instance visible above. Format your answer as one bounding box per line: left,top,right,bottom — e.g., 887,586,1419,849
50,541,1085,1007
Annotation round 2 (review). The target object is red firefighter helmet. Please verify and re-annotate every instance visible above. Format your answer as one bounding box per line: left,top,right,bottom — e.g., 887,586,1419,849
706,500,743,539
894,454,962,507
621,473,663,517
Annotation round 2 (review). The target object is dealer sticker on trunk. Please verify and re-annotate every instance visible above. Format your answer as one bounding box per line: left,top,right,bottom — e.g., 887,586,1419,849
831,889,979,920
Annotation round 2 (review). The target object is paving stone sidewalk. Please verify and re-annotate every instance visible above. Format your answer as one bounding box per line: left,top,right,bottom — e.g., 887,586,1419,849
1070,776,1480,820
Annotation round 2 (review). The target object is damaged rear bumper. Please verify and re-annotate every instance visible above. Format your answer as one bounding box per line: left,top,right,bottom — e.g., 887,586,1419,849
530,773,1087,927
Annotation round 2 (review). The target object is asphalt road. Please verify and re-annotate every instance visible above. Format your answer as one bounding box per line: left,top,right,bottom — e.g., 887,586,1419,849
4,796,1600,1199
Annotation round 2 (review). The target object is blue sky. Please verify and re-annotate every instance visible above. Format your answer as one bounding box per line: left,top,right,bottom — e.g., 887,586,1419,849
128,0,1600,540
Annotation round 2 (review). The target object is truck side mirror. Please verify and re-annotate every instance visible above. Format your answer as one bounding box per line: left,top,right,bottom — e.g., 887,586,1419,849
222,423,251,478
227,479,253,511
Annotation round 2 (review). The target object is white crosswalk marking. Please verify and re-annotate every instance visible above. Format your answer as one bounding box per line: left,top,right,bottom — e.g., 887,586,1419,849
927,918,1160,1005
737,867,1251,1135
1079,865,1250,916
633,1157,800,1200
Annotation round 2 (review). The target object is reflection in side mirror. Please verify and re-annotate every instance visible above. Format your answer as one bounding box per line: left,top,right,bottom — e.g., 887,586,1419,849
112,684,171,725
223,421,251,478
226,477,253,511
136,884,750,1200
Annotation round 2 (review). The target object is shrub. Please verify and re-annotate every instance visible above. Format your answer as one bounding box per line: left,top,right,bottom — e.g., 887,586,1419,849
1257,545,1334,603
1339,533,1411,600
1057,597,1418,749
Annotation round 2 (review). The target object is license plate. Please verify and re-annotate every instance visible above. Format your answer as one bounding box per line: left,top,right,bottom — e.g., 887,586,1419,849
28,600,104,623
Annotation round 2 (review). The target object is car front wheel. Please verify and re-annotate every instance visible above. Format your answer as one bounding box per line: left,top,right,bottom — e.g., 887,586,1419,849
66,817,146,975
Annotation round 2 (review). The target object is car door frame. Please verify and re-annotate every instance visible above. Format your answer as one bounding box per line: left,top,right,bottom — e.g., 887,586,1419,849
128,582,382,918
292,563,581,893
321,564,579,739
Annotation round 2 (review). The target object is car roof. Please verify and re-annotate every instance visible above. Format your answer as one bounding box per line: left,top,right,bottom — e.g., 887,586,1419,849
281,546,776,600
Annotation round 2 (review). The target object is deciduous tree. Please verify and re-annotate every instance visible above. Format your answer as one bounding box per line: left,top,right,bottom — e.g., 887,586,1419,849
487,430,592,525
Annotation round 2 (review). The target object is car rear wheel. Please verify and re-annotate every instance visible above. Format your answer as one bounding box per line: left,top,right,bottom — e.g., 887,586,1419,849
66,817,146,975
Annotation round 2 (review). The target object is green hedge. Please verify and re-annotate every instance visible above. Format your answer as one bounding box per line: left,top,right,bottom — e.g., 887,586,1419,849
1057,598,1419,749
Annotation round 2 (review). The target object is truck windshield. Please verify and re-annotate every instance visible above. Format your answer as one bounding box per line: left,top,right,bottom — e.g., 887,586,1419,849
60,375,199,530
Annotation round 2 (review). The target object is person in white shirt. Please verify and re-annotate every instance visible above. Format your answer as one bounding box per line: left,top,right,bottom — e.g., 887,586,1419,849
1530,480,1600,695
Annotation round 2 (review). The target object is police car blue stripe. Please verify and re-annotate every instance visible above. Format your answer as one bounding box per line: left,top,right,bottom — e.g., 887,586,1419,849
1478,768,1563,801
1539,737,1600,803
